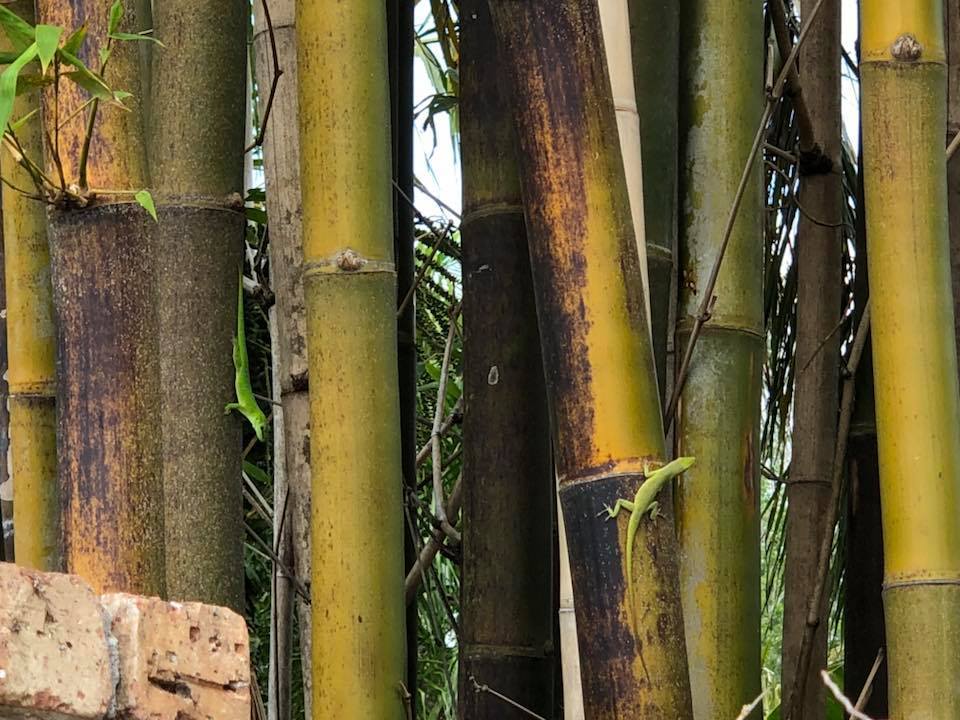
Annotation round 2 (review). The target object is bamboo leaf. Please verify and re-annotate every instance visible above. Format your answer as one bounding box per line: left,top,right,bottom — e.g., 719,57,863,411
108,0,124,35
135,189,157,222
0,6,35,53
35,25,62,74
0,51,22,66
109,31,164,47
62,71,111,100
58,48,112,100
62,24,87,56
16,72,55,96
242,461,270,487
10,107,37,131
0,43,38,132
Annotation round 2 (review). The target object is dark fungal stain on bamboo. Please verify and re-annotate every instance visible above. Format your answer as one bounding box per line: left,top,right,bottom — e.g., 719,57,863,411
48,203,164,595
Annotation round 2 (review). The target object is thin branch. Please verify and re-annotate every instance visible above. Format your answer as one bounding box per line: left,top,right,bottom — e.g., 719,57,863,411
821,671,875,720
430,302,461,533
397,219,451,318
855,648,884,712
664,0,829,431
405,472,462,605
243,521,309,601
416,397,462,465
468,676,547,720
767,0,816,152
246,0,283,153
733,690,768,720
948,128,960,161
414,174,461,220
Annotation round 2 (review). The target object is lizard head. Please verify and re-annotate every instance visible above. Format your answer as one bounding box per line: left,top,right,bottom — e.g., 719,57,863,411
251,412,267,442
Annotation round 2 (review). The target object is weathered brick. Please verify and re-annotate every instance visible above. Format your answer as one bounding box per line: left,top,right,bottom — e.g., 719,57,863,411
0,562,115,719
101,594,250,720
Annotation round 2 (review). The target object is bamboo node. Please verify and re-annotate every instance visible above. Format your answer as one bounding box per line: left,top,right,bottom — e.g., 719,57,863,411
890,33,922,61
335,249,366,271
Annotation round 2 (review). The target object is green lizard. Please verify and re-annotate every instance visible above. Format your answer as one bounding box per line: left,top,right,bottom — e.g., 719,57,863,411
599,456,696,600
225,271,267,442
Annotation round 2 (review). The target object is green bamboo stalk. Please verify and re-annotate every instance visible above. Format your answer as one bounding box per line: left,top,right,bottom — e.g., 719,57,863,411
149,0,247,610
628,0,678,397
861,2,960,716
676,0,764,714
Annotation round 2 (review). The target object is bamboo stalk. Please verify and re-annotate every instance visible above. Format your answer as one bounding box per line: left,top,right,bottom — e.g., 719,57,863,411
844,134,888,718
3,0,59,572
675,0,764,714
488,2,692,716
459,3,557,716
149,0,246,610
297,2,406,716
385,0,419,708
627,0,679,397
781,0,843,716
860,2,960,717
253,2,313,714
39,0,163,595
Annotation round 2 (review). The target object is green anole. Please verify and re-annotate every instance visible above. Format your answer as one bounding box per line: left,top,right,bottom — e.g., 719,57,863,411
225,271,267,442
599,456,696,600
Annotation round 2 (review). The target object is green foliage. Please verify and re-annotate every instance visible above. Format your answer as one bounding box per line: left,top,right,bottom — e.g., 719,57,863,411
134,189,157,221
34,25,62,74
0,0,158,220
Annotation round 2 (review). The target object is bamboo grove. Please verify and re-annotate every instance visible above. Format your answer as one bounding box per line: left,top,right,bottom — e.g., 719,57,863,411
0,0,957,718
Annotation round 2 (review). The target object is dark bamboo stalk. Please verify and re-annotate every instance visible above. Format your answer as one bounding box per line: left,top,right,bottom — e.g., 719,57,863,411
782,0,843,717
458,3,556,717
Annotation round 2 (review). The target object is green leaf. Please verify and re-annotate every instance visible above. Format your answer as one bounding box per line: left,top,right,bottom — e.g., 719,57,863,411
61,24,87,56
109,31,164,47
10,107,38,131
99,46,111,66
62,70,111,100
108,0,124,35
0,51,22,65
242,461,270,487
0,6,35,53
0,43,38,133
15,72,54,96
58,48,112,100
112,89,132,102
35,25,62,74
135,189,157,222
245,206,267,226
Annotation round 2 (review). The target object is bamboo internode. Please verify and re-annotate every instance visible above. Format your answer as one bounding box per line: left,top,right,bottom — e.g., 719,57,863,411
861,0,960,716
296,2,406,717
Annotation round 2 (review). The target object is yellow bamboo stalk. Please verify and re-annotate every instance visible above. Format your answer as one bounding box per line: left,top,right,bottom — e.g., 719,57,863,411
2,0,57,572
2,2,57,569
38,0,163,595
488,1,693,716
553,5,647,715
676,0,763,714
861,2,960,718
296,2,406,717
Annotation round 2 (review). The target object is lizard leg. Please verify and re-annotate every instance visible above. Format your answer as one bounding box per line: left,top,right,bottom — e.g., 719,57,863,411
224,402,241,414
646,500,661,521
598,498,636,519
